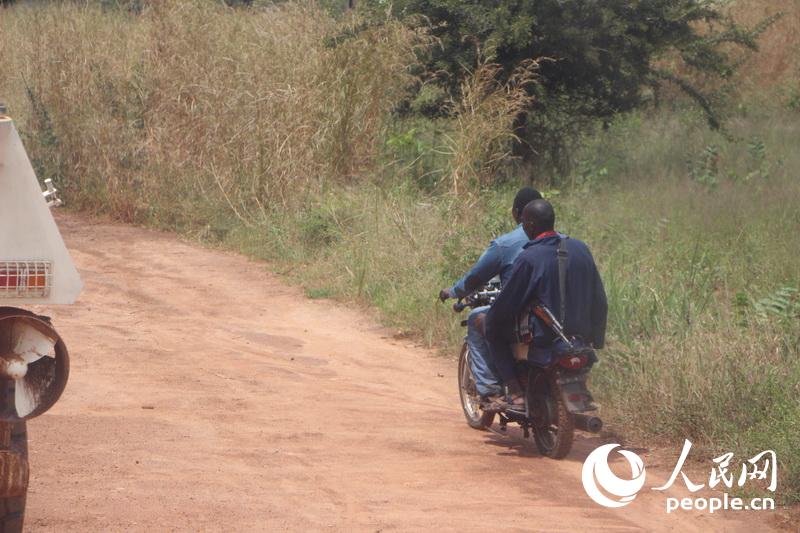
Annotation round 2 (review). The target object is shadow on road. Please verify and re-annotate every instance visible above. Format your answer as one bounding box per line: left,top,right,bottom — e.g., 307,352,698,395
481,425,614,463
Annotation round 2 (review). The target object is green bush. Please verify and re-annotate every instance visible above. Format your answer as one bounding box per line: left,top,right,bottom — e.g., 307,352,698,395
362,0,780,172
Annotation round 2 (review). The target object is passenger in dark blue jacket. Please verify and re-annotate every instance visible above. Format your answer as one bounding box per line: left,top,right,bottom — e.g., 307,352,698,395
484,199,607,408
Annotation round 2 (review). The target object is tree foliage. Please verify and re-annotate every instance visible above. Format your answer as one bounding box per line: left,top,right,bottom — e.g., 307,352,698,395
362,0,779,172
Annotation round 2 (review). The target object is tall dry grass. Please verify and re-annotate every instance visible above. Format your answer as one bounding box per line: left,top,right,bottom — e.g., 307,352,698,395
0,0,425,226
442,60,538,195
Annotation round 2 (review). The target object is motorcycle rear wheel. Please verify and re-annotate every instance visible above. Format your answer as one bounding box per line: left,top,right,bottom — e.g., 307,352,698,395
458,344,495,430
528,370,574,459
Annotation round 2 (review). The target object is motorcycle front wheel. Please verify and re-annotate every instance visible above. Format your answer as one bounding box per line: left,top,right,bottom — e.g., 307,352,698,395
458,344,495,430
528,369,574,459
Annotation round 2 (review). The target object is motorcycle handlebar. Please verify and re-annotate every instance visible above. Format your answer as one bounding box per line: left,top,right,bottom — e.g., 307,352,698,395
452,289,501,313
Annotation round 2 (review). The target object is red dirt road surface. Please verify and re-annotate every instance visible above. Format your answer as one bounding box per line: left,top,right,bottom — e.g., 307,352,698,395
22,213,781,532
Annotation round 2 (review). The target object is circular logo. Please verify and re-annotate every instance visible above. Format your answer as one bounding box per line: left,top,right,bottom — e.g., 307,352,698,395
582,443,646,508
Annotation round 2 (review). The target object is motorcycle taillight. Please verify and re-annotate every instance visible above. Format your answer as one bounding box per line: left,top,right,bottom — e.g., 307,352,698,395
558,353,588,370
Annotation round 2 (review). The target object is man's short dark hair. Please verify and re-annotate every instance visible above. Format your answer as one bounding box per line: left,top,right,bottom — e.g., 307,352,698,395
513,187,542,215
522,199,556,231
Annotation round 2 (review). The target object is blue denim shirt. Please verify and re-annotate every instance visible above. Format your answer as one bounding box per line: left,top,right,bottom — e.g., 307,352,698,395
449,225,529,298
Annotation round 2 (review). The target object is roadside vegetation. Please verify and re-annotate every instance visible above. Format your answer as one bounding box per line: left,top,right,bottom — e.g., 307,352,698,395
1,0,798,502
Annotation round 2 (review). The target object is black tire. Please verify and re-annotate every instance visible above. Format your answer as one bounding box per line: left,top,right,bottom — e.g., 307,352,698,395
458,344,495,430
528,369,574,459
0,422,26,533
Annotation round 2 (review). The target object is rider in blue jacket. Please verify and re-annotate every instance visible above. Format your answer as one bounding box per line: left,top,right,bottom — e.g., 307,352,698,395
485,199,608,409
439,187,541,398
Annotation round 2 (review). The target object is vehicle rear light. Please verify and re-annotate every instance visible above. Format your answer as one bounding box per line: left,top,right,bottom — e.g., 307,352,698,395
0,262,52,298
558,354,588,370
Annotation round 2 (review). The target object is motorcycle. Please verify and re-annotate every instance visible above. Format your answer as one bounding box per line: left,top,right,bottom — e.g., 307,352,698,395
455,280,602,459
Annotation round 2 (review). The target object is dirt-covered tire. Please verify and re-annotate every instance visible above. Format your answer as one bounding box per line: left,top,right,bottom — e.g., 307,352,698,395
528,370,574,459
0,422,26,533
458,344,495,430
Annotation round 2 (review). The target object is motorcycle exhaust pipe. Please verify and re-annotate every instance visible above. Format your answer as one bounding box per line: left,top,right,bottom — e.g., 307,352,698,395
574,414,603,433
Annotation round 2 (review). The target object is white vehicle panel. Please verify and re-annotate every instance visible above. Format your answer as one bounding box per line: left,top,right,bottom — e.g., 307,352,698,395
0,117,82,305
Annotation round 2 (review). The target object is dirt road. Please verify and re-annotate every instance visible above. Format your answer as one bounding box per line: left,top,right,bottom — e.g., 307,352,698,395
21,213,779,532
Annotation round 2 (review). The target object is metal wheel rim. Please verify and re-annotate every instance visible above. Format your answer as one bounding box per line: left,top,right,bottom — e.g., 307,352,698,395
459,349,483,421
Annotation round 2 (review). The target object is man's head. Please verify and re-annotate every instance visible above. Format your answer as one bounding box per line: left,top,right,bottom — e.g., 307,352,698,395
512,187,542,224
521,199,555,240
